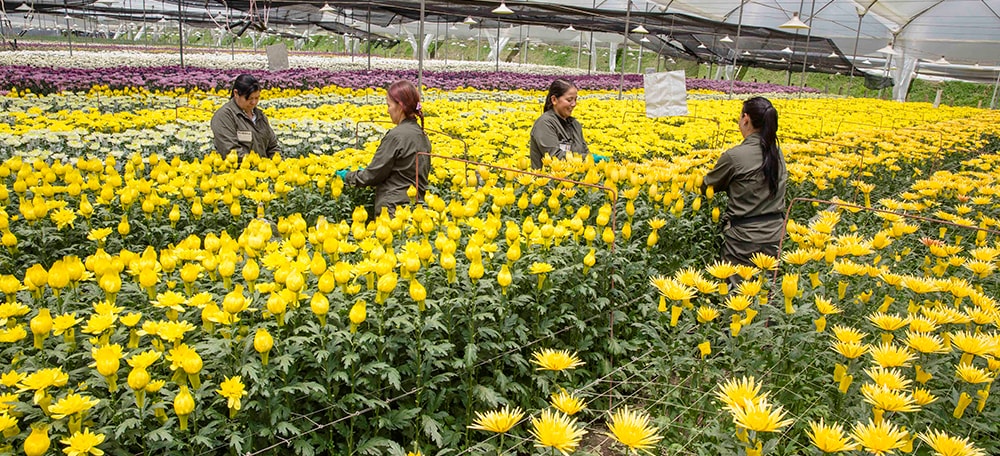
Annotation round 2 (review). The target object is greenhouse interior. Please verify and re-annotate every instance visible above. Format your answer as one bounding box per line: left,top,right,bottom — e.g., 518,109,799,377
0,0,999,455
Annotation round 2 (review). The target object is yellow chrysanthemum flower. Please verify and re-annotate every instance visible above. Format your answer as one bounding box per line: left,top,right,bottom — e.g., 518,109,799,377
529,409,586,456
866,312,909,332
48,393,100,420
605,405,663,453
950,331,994,356
955,363,993,384
550,389,586,416
814,296,842,315
832,325,867,344
903,331,947,354
912,387,938,406
715,376,766,412
216,376,248,411
850,419,907,455
830,341,868,359
735,279,763,297
59,428,106,456
749,252,779,271
729,397,794,432
864,367,912,391
868,342,916,368
530,348,585,371
468,405,524,434
918,429,987,456
528,262,555,275
696,306,719,323
860,383,920,413
726,295,754,312
705,261,737,280
807,418,858,453
650,276,697,301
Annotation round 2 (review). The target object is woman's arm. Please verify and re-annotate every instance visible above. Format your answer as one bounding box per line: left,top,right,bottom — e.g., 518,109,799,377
345,132,398,187
210,110,242,157
702,152,734,194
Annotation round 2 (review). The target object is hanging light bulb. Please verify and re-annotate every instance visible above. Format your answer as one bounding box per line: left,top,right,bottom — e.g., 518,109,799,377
463,16,477,25
779,57,787,62
862,59,872,65
697,43,707,49
719,35,733,43
781,46,793,53
876,43,898,55
319,3,335,12
934,56,950,65
631,24,649,34
492,1,514,15
742,50,751,55
780,12,809,29
828,51,839,58
640,36,650,42
564,24,576,32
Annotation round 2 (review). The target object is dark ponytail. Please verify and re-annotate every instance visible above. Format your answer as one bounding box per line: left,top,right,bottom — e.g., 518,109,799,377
743,97,781,197
543,79,577,113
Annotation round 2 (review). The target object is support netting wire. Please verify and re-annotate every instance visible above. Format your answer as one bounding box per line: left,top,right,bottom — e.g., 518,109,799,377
194,308,612,456
454,327,838,454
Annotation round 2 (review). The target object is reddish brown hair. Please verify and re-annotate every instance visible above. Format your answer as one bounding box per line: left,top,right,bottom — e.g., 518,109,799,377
387,80,424,129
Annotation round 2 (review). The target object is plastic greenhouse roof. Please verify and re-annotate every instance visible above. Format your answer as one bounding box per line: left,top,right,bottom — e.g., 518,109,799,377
2,0,997,83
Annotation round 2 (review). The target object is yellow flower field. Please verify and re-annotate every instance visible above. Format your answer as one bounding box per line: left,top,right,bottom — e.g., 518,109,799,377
0,79,999,455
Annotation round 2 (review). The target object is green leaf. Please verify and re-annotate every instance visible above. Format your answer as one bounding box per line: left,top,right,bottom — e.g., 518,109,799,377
422,414,443,446
356,436,392,455
275,421,301,437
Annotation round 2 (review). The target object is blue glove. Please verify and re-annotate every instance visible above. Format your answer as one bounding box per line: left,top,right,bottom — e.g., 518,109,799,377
335,169,349,180
592,153,611,163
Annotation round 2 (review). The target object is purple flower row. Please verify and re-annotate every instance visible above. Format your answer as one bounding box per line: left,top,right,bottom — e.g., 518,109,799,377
0,65,819,94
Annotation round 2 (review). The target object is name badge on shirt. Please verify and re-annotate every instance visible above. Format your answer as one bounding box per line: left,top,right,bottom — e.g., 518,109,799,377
237,130,252,143
559,142,572,153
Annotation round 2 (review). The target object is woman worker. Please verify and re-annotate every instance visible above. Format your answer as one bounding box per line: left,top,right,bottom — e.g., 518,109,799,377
529,79,605,169
338,80,431,218
210,74,280,159
701,96,787,266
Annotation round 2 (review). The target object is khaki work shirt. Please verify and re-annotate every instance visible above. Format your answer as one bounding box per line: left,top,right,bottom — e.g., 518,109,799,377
345,118,431,215
210,99,280,159
702,132,788,244
529,109,590,169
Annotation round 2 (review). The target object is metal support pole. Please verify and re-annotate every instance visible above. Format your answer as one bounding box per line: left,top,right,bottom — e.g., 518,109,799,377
418,0,424,90
495,22,500,72
990,68,1000,109
367,5,372,71
64,0,72,56
618,0,631,99
847,12,864,96
799,0,816,94
477,25,482,61
728,0,746,98
177,0,184,69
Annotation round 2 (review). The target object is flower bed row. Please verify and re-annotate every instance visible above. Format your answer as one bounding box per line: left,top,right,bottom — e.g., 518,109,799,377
0,62,822,95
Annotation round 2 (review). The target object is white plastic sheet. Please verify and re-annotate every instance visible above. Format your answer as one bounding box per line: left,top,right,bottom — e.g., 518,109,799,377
644,70,688,117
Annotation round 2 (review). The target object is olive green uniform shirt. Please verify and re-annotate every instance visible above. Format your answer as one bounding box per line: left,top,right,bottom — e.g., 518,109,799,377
702,132,788,245
210,99,280,159
345,118,431,216
529,109,590,169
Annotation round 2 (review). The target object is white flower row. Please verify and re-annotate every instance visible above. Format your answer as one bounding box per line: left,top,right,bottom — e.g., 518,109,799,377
0,49,593,75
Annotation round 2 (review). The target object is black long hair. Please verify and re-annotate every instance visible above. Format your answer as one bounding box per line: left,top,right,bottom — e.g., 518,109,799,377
543,79,576,113
742,97,781,197
232,74,261,99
